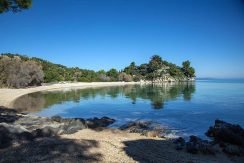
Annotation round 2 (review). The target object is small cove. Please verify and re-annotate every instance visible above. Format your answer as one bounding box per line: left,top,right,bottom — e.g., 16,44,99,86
13,79,244,138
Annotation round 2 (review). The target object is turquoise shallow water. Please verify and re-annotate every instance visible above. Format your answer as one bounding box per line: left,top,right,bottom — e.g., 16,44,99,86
13,79,244,138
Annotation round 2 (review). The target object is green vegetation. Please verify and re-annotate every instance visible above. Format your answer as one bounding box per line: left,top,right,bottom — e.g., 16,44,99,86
182,60,195,78
0,53,195,88
0,0,32,13
0,55,43,88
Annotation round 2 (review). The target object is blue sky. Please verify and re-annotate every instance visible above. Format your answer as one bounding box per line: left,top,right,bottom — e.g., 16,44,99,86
1,0,244,78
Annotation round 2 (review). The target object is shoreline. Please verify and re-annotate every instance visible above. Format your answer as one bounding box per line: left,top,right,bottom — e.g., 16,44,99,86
0,82,139,108
1,107,243,162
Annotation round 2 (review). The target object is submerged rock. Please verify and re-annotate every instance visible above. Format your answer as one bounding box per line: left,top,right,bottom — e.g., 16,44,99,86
206,119,244,146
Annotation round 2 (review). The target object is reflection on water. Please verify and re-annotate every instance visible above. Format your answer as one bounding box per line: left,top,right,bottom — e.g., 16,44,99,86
13,82,195,112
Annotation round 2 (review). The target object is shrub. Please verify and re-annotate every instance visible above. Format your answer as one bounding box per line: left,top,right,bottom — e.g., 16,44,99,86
118,72,132,82
0,55,44,88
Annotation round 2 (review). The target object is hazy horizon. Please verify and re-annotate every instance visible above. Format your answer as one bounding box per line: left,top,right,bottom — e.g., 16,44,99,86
1,0,244,78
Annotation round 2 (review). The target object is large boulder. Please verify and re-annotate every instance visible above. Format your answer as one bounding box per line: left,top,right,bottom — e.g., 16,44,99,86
61,118,87,134
206,119,244,146
30,116,88,134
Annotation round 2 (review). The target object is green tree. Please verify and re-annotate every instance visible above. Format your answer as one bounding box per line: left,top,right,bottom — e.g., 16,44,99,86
97,69,106,75
147,55,163,81
182,60,195,78
138,63,148,76
106,68,119,81
124,62,138,75
0,0,32,13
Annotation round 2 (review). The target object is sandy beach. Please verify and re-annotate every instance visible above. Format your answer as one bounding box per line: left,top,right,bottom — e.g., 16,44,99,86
59,128,236,163
0,82,139,108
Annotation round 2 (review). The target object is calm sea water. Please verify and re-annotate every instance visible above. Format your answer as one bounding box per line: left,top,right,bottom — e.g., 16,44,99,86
13,79,244,138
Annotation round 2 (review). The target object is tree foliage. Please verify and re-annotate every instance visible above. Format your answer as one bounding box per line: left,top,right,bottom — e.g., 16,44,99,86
0,0,32,13
147,55,164,81
124,62,138,76
106,68,119,81
182,60,195,78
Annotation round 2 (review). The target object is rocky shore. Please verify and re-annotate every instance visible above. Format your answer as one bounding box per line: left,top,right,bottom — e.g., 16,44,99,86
0,106,243,162
139,77,195,84
0,106,115,149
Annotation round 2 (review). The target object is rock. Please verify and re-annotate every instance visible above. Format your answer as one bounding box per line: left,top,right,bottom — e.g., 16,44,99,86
61,118,87,134
174,137,185,144
51,115,62,123
186,135,215,155
120,121,151,131
0,126,12,148
17,131,34,141
86,117,115,129
0,123,34,148
119,121,152,134
32,126,58,137
174,137,185,150
16,114,88,135
0,106,21,123
40,126,58,136
186,136,199,154
206,119,244,146
119,121,167,138
0,123,29,134
223,144,244,156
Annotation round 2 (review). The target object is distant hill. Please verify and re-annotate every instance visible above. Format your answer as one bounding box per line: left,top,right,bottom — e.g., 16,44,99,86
0,53,195,88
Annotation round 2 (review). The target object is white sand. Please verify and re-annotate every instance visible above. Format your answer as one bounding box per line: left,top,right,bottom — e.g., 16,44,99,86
0,82,139,108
